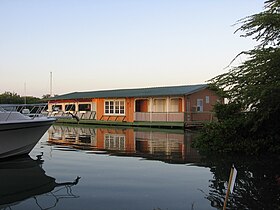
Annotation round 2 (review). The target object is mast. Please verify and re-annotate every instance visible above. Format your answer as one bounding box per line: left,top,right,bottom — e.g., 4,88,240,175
50,71,53,97
24,82,27,104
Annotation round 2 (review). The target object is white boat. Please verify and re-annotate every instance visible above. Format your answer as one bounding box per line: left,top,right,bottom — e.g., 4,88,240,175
0,104,56,159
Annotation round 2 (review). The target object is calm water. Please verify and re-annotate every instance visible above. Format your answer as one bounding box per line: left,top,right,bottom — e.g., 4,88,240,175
0,125,279,210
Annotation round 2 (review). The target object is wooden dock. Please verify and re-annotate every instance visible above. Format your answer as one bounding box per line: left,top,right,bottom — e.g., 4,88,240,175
55,118,206,129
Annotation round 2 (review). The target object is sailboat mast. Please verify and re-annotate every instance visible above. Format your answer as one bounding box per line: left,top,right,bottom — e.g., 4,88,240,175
24,82,27,104
50,71,53,97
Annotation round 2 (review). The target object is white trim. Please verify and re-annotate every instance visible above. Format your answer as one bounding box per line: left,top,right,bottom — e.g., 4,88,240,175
104,99,125,115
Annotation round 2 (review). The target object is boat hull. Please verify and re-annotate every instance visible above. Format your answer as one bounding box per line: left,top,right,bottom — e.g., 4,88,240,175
0,119,55,159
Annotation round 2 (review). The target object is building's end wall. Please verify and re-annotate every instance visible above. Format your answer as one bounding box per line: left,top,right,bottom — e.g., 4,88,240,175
187,88,222,112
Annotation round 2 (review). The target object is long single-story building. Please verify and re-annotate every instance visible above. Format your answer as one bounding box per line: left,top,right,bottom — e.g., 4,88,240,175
47,84,223,127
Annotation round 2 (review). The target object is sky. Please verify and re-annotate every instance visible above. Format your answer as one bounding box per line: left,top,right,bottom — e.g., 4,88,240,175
0,0,264,97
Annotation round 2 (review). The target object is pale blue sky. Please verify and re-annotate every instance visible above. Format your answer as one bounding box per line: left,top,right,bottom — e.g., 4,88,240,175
0,0,264,97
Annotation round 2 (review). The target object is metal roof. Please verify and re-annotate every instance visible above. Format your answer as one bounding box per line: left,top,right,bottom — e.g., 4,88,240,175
50,84,208,100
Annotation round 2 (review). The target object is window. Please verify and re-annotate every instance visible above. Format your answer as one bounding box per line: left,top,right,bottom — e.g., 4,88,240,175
65,104,76,111
52,105,62,111
105,100,125,115
205,96,210,104
78,104,91,111
104,134,125,150
115,101,120,114
197,99,203,112
79,135,91,143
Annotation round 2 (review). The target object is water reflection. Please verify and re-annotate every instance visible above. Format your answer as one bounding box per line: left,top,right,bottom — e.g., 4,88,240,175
48,125,201,164
46,125,280,209
200,154,280,210
0,155,80,210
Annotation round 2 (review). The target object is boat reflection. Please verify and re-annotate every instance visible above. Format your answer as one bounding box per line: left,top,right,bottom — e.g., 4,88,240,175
0,155,80,210
48,125,201,164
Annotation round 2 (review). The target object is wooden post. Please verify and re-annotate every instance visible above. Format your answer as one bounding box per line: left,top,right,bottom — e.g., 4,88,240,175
223,165,236,210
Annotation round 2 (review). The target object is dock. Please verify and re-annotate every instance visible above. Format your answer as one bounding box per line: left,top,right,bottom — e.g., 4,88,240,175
55,118,205,129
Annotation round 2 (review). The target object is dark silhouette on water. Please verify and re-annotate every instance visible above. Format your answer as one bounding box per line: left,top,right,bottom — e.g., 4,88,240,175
0,154,80,210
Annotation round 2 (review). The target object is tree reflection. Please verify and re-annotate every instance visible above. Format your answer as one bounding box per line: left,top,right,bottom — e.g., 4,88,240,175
200,154,280,209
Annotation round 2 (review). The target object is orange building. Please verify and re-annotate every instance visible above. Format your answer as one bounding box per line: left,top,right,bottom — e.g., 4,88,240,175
47,84,223,127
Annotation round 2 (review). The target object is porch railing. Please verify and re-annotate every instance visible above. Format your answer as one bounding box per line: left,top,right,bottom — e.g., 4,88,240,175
185,112,215,122
134,112,215,122
134,112,184,122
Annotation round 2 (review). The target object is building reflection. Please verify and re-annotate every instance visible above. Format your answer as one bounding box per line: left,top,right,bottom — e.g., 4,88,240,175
48,125,201,164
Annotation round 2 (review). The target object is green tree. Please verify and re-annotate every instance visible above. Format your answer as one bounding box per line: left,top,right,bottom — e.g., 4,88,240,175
0,92,42,104
195,0,280,154
0,92,23,104
24,96,42,104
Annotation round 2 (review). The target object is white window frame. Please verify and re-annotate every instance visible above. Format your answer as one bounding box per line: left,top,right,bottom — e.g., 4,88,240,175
104,99,125,115
104,134,125,150
205,96,210,104
197,99,203,112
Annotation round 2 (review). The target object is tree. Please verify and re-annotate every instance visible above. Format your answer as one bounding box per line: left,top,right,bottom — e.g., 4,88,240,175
42,94,51,99
195,0,280,154
24,96,42,104
0,92,42,104
0,92,23,104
